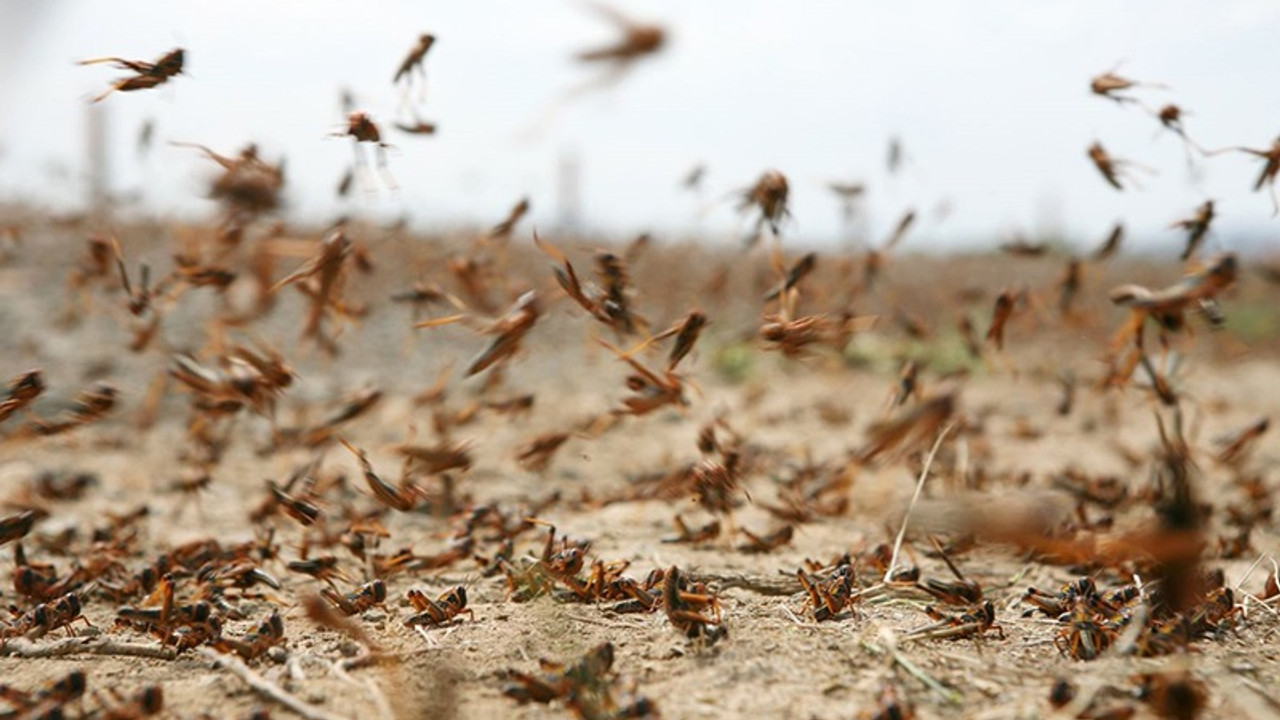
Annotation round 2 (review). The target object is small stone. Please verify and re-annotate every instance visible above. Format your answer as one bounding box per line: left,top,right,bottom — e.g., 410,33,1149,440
266,646,288,664
337,640,361,657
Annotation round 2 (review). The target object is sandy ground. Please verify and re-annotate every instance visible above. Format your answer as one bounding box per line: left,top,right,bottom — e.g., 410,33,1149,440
1,215,1278,719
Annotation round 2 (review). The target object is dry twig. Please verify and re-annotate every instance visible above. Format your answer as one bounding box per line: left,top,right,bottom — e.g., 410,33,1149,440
198,647,354,720
0,636,178,660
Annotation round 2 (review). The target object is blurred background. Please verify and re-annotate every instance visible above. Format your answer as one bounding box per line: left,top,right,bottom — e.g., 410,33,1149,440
1,0,1278,251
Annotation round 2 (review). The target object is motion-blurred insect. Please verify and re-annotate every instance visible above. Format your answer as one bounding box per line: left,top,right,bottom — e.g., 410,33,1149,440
1170,200,1215,261
94,685,165,719
396,435,472,477
998,237,1048,257
533,233,645,336
1107,254,1237,361
1092,222,1124,261
173,142,286,220
1151,104,1203,160
336,167,355,198
828,181,866,224
662,515,720,544
737,525,794,554
286,556,348,589
650,310,707,372
280,387,382,448
524,2,665,137
864,683,915,720
855,392,955,464
1058,258,1083,317
269,229,355,350
760,310,870,359
863,208,916,289
502,642,617,707
25,382,117,437
427,290,541,377
107,237,155,315
1056,372,1076,416
79,48,185,102
393,118,438,136
600,338,688,415
1215,417,1269,466
332,112,397,192
681,164,707,192
1214,136,1280,215
762,251,875,356
957,314,982,359
887,136,905,174
516,432,571,473
918,536,983,605
340,438,420,512
0,671,87,718
1087,141,1144,191
739,170,790,242
488,197,531,243
393,33,436,97
576,1,665,67
764,252,817,303
1089,67,1163,104
0,510,42,546
0,370,45,424
137,119,155,158
888,360,920,408
1133,669,1206,720
263,479,320,526
985,289,1022,350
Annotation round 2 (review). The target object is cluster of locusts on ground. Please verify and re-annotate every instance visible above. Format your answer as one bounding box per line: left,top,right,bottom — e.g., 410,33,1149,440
1,8,1279,720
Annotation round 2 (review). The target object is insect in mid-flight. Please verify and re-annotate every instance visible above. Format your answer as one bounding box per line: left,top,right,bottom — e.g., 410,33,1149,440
79,48,185,103
1170,200,1215,261
332,112,397,192
1224,136,1280,215
1087,141,1145,191
739,170,791,242
393,33,436,100
1089,66,1164,105
575,2,665,66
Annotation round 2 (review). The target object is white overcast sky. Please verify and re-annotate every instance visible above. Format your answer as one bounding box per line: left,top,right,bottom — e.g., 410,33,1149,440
1,0,1279,251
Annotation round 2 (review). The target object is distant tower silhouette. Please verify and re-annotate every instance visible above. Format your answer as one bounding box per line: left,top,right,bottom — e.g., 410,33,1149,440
85,103,109,211
556,149,582,234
